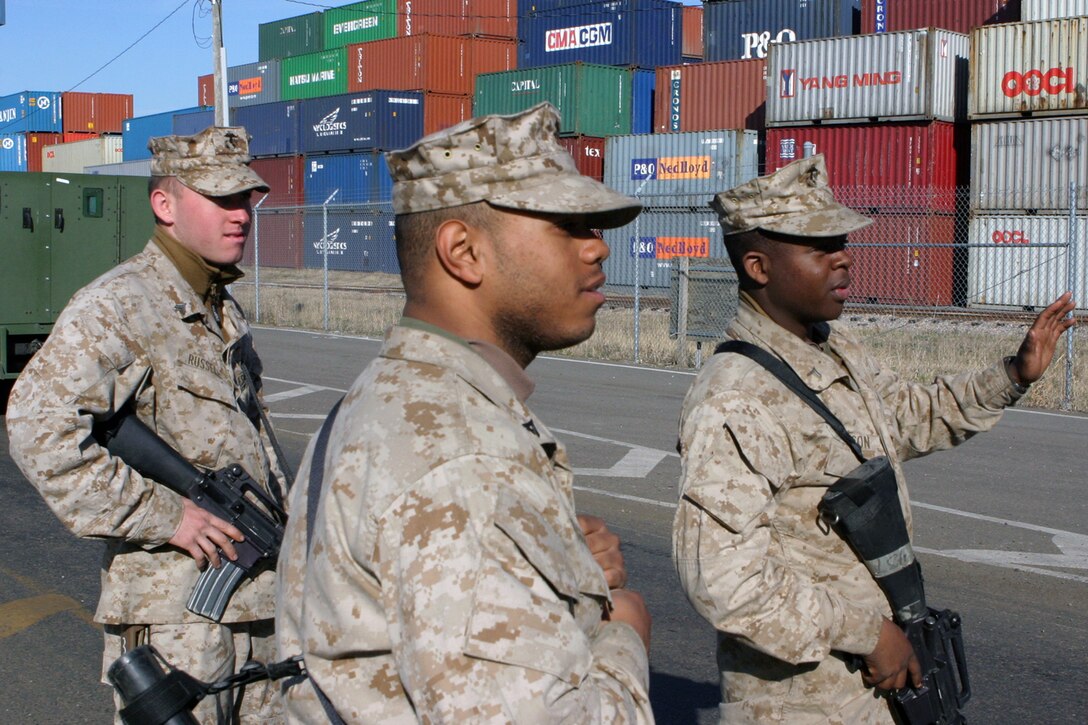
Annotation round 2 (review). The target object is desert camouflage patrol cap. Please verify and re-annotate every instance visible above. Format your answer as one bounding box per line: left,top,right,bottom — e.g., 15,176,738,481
385,102,641,229
148,126,269,197
711,154,871,237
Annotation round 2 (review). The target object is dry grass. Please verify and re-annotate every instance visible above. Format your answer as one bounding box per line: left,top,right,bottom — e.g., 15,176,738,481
230,269,1085,412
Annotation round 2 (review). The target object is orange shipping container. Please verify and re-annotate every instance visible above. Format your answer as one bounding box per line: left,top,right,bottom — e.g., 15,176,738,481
401,0,518,39
62,131,99,143
61,92,134,134
654,59,765,133
423,93,473,135
26,132,64,172
198,74,214,107
682,5,703,58
348,35,517,95
557,136,606,181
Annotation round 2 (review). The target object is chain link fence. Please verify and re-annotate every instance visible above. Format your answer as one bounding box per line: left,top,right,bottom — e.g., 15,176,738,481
231,185,1085,410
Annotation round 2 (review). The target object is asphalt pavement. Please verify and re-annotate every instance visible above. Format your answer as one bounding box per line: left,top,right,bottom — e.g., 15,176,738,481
1,326,1085,724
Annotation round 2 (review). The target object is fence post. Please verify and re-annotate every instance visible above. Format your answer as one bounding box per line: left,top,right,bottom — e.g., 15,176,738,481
322,190,338,332
1063,182,1077,410
252,194,266,323
676,257,689,367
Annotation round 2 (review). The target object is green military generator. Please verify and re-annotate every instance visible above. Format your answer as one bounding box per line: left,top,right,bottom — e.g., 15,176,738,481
1,171,153,406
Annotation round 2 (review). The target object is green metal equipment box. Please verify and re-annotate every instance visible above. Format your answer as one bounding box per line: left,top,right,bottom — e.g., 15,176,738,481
1,171,152,384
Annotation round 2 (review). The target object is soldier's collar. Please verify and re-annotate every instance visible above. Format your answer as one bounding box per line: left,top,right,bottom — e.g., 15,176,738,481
152,226,244,303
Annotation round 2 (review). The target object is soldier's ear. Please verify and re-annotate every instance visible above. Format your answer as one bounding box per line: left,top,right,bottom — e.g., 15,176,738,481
434,218,484,286
149,187,176,226
741,249,771,287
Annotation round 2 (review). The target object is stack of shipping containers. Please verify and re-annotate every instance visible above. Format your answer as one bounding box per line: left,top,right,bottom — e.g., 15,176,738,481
764,26,971,306
1,91,132,173
966,5,1088,309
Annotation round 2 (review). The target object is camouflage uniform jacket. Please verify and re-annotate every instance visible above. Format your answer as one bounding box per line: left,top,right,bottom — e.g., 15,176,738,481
276,323,652,723
6,239,284,625
673,295,1021,724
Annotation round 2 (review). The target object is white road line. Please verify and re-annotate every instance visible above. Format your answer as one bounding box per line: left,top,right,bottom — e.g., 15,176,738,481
269,413,330,420
263,376,348,394
262,384,328,403
573,485,676,509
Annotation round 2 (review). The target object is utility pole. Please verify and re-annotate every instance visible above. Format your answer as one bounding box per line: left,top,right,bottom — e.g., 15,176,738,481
211,0,228,125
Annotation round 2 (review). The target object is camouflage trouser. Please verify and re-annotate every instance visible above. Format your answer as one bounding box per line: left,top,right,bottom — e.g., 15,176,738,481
102,619,282,725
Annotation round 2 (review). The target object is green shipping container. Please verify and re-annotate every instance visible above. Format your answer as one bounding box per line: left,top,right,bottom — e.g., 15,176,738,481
474,64,633,137
323,0,398,49
281,48,349,100
259,12,325,61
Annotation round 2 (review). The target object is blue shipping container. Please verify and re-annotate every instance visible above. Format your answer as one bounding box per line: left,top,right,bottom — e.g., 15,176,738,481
0,91,63,133
123,107,207,161
631,69,656,135
704,0,859,62
235,101,302,158
0,134,28,171
302,209,399,273
604,129,761,206
299,91,424,154
520,0,681,69
602,208,725,289
173,109,217,136
303,151,393,205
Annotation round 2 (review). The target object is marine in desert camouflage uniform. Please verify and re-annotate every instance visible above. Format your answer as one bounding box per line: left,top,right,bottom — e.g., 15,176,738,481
275,102,655,722
671,155,1075,723
6,127,287,724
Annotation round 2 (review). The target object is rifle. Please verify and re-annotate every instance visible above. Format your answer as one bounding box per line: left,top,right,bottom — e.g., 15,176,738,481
820,457,971,725
93,412,286,621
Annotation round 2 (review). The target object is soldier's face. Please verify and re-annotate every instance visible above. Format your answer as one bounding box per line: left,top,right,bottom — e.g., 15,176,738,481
168,183,254,266
761,233,852,338
485,210,610,364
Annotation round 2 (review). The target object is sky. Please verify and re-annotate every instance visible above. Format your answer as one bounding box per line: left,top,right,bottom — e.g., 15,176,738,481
0,0,702,119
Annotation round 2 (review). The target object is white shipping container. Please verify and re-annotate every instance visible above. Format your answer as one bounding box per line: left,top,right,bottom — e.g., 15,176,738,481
969,17,1088,118
968,214,1087,309
85,158,152,177
766,29,969,126
971,117,1088,212
1022,0,1088,21
41,136,124,173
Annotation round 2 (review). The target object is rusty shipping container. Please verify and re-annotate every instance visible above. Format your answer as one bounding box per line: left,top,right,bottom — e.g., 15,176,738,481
61,92,133,134
403,0,519,39
655,59,766,132
423,93,473,135
970,117,1088,213
26,132,64,172
349,35,517,95
849,214,960,306
1022,0,1088,21
861,0,1019,34
198,74,214,107
969,17,1088,118
558,136,606,181
765,123,967,212
250,156,306,207
682,5,703,59
767,29,969,126
247,211,305,269
42,136,124,173
968,214,1088,310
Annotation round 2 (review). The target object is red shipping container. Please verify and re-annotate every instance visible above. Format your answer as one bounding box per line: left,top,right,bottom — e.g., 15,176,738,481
848,214,960,306
423,93,473,135
251,156,306,208
198,74,214,107
62,131,99,143
558,136,606,181
61,92,134,134
861,0,1018,34
245,210,305,269
682,5,703,58
764,122,968,212
348,35,517,95
25,132,64,172
401,0,518,40
655,59,766,133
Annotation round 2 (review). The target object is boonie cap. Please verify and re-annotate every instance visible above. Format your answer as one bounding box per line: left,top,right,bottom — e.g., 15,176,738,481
711,154,871,237
385,102,641,229
149,126,269,197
